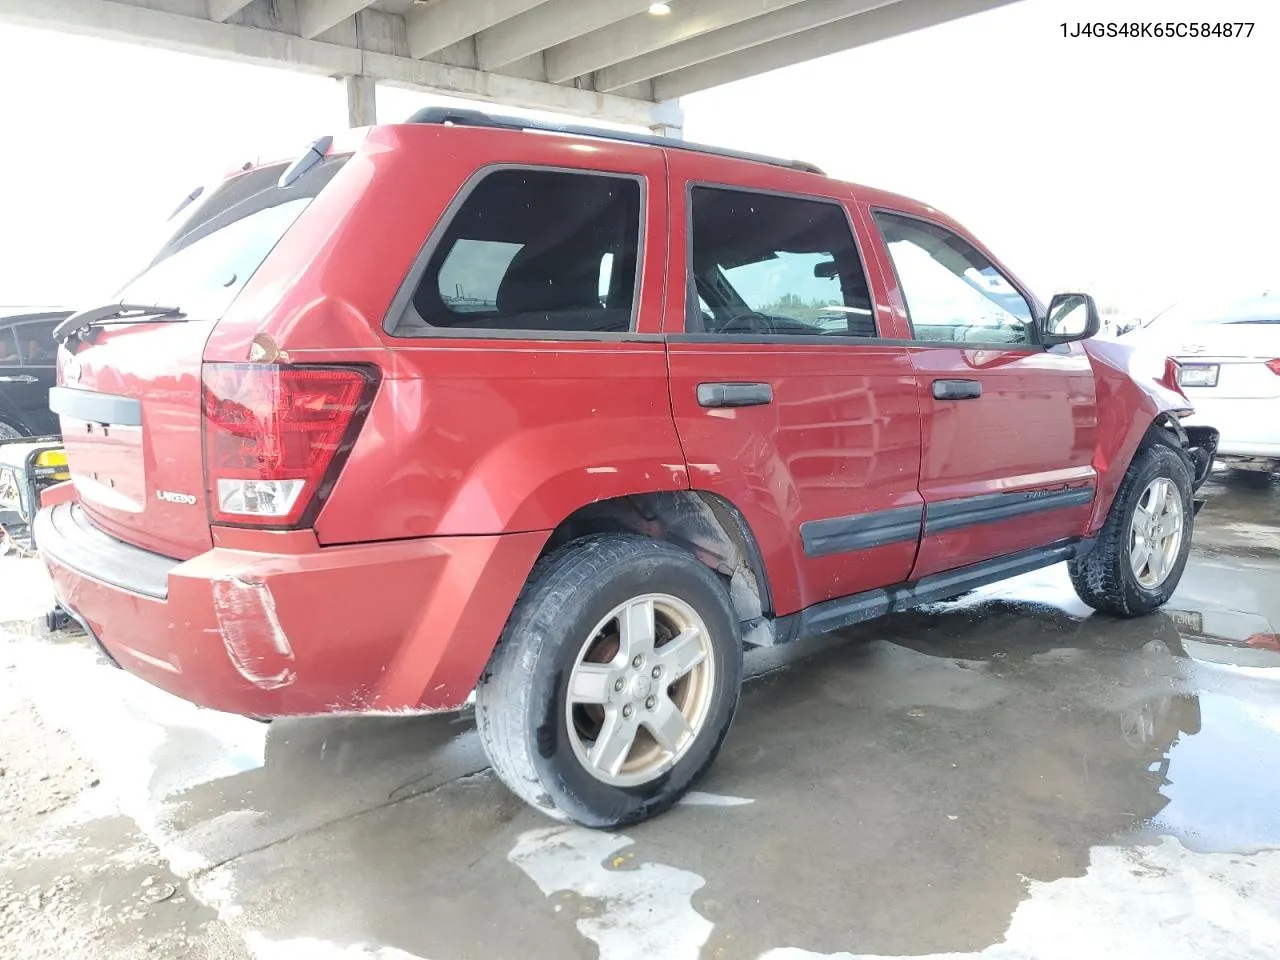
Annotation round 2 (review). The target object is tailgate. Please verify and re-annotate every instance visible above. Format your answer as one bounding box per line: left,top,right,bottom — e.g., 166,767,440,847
49,149,353,559
55,320,217,558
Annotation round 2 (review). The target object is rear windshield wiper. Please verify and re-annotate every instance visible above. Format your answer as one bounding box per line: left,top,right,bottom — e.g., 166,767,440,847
53,303,187,345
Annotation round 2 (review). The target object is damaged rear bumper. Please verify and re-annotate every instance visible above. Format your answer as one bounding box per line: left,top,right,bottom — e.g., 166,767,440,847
34,502,546,717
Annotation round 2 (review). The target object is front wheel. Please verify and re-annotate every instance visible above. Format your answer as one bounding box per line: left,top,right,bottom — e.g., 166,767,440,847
1069,443,1195,617
475,535,743,828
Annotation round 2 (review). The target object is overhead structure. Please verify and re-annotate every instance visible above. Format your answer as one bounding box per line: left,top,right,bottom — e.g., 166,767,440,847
2,0,1020,130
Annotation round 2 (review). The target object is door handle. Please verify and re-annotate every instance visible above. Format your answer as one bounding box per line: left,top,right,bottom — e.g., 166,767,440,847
0,375,39,384
932,379,982,400
697,382,774,408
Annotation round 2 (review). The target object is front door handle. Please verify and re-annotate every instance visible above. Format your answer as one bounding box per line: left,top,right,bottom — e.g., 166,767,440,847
697,382,774,408
0,375,40,384
932,379,982,400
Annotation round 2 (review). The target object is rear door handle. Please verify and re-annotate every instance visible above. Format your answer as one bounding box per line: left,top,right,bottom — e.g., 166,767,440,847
0,375,40,384
932,379,982,400
697,382,774,408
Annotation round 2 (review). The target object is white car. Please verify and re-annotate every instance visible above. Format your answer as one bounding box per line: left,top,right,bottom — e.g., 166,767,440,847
1129,293,1280,477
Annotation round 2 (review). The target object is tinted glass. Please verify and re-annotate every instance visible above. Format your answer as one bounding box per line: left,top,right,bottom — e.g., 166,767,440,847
875,213,1034,345
0,328,18,364
14,320,59,365
688,187,875,337
400,169,643,334
115,157,347,319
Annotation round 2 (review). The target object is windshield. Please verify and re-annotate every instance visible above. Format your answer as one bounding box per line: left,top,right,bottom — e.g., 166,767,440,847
1149,293,1280,330
114,156,347,318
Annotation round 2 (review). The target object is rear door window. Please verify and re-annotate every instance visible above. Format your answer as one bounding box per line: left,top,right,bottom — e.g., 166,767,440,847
393,168,643,335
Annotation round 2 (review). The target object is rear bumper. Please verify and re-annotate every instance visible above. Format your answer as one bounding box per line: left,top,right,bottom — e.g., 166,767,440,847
36,503,546,717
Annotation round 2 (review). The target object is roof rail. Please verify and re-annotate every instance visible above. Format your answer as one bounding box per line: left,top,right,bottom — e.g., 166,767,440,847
405,107,825,176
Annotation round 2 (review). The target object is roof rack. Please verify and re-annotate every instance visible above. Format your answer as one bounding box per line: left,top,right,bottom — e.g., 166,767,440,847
405,107,825,176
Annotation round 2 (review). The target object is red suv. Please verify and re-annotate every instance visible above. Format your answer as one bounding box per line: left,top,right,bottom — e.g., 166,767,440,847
37,110,1218,827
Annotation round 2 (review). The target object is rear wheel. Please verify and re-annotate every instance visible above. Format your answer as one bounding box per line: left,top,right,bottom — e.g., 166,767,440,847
475,535,743,828
1069,444,1194,617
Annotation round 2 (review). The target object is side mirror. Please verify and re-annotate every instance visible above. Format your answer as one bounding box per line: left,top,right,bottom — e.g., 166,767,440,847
1041,292,1101,345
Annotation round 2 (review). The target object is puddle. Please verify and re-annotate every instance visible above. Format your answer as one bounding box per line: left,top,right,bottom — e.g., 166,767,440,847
1138,692,1280,853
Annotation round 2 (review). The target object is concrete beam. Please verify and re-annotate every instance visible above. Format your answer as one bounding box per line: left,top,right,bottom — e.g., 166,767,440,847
406,0,548,61
345,74,376,127
297,0,377,40
207,0,254,22
654,0,1018,98
365,50,681,128
0,0,670,128
476,0,652,71
598,0,898,92
546,0,808,84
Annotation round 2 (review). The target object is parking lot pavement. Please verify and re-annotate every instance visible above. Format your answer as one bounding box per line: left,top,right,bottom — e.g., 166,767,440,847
2,474,1279,959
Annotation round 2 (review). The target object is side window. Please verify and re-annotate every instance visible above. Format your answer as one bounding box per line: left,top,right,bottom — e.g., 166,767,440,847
688,186,876,338
397,169,642,335
0,328,18,364
15,320,59,365
874,212,1034,345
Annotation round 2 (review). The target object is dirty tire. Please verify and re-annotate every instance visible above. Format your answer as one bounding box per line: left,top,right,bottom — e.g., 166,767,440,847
475,534,743,828
1068,443,1194,617
0,421,23,441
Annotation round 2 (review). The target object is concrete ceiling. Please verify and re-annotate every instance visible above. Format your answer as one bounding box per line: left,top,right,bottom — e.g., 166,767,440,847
2,0,1020,128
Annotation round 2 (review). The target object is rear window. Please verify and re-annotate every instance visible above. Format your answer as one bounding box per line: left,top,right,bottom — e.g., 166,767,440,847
393,168,643,336
114,157,348,320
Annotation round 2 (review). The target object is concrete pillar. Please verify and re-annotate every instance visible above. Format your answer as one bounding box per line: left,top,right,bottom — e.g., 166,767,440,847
345,75,377,128
649,98,683,140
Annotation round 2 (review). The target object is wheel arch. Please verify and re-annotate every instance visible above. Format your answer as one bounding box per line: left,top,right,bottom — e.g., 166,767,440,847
539,490,776,643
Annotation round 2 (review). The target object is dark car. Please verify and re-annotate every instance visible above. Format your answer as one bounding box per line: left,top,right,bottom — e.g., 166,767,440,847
0,309,69,439
36,110,1219,827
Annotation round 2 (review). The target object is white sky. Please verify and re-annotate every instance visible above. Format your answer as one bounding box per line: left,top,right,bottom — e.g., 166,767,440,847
0,0,1275,317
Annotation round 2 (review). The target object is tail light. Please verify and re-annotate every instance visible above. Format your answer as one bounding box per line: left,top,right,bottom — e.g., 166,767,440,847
202,363,378,528
1266,359,1280,376
1159,357,1188,398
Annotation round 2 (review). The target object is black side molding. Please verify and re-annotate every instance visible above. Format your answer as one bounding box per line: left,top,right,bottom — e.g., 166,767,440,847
925,485,1095,534
48,387,142,427
801,504,923,558
771,539,1087,645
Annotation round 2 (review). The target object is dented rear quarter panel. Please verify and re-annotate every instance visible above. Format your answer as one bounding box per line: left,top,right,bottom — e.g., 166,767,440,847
1083,337,1195,533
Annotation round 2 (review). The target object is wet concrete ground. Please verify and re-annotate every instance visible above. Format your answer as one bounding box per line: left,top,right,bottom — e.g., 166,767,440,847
2,472,1279,958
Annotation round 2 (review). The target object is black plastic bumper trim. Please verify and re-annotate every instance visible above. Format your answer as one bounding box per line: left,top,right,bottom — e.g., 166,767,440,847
34,503,178,600
48,387,142,427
